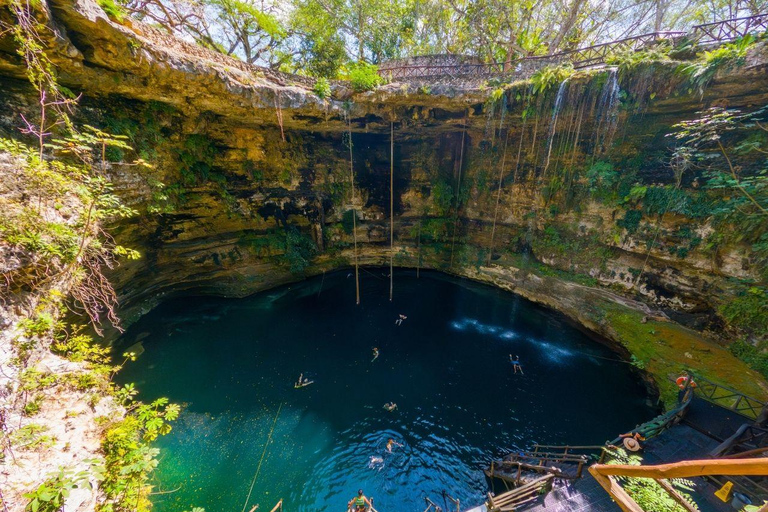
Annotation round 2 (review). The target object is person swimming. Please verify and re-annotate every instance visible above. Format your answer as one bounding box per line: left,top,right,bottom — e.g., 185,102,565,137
371,347,379,362
395,314,407,326
510,355,524,375
368,456,384,469
386,438,403,453
383,402,397,412
348,489,372,512
294,373,314,388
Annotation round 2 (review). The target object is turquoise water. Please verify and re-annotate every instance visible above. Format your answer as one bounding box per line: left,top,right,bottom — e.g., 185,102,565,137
116,270,656,512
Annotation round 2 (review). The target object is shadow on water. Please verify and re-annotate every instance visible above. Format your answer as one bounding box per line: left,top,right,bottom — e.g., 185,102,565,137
115,269,657,512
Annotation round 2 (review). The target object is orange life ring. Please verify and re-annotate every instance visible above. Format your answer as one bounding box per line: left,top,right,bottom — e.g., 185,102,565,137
676,376,697,389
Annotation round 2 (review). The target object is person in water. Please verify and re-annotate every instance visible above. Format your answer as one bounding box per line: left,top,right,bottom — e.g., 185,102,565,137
386,438,403,453
295,373,313,388
510,355,524,375
371,347,379,362
348,489,372,512
395,314,407,326
383,402,397,412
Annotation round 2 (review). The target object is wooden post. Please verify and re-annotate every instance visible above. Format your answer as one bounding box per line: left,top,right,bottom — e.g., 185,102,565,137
486,492,496,511
515,462,522,485
591,458,768,478
589,468,644,512
655,480,697,512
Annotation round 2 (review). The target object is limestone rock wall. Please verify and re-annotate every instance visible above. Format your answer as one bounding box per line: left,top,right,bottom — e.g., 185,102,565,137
1,0,767,341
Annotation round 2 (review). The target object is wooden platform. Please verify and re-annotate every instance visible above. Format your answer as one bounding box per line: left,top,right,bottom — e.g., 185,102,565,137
479,424,737,512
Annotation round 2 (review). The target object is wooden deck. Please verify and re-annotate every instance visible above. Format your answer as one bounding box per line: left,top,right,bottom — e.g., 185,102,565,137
479,423,738,512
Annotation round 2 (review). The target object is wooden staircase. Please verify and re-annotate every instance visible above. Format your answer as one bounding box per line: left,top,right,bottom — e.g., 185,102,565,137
485,474,554,512
485,444,605,487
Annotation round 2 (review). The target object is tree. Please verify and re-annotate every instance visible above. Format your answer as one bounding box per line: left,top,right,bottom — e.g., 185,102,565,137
124,0,287,66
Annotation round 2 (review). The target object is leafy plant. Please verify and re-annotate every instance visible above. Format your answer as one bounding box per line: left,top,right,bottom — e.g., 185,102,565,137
530,63,574,95
606,43,672,72
11,424,56,451
677,35,755,95
348,62,383,92
97,0,126,21
24,466,92,512
608,448,699,512
313,77,331,99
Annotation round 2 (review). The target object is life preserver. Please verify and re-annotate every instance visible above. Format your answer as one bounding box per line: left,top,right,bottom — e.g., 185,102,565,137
676,376,697,389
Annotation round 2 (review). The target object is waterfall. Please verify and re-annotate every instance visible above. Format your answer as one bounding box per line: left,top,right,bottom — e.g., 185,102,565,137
594,69,620,155
542,79,568,178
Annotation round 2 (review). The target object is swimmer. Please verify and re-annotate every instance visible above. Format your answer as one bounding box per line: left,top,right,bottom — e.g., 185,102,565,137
386,438,403,453
371,347,379,362
348,489,373,512
383,402,397,412
368,456,384,469
294,373,314,388
395,314,407,326
510,355,524,375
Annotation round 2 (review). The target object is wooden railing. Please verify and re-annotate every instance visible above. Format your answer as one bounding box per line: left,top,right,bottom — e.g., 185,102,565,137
689,372,767,420
690,13,768,44
486,474,554,512
589,458,768,512
379,13,768,81
531,443,609,462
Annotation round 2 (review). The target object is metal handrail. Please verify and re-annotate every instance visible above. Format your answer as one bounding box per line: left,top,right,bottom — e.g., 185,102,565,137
379,14,767,80
688,371,767,420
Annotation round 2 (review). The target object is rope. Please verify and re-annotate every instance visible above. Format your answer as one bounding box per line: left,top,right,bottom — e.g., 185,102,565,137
240,402,283,512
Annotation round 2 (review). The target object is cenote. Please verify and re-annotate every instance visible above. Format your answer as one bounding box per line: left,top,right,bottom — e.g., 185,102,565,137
116,270,657,512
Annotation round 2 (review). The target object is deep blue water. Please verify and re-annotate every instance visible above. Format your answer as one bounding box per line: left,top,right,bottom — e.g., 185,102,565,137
115,269,656,512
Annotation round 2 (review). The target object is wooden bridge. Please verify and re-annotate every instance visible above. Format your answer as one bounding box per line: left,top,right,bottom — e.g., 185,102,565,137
378,13,768,81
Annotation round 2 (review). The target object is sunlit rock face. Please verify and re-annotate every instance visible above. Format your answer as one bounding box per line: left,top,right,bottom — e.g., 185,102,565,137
1,0,767,339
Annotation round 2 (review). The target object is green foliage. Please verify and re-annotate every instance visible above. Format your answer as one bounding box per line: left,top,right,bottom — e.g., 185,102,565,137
11,424,56,451
313,77,332,99
671,106,768,280
341,209,356,234
24,466,92,512
177,134,219,185
101,101,174,162
530,64,574,95
719,286,767,335
530,224,614,271
606,43,672,72
100,398,179,512
608,448,699,512
348,62,383,92
302,35,347,78
97,0,126,21
430,178,455,216
284,228,318,274
677,35,755,95
238,227,318,273
729,339,768,379
617,210,643,233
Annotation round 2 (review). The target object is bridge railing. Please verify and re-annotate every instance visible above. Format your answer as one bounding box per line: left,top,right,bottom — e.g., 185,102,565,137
690,13,768,44
379,14,767,81
688,372,767,420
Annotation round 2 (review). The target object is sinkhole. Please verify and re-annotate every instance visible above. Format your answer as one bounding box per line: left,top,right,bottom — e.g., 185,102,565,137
115,269,657,512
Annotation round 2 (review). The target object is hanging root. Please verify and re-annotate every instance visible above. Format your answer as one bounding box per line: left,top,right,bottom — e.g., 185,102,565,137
275,91,285,142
